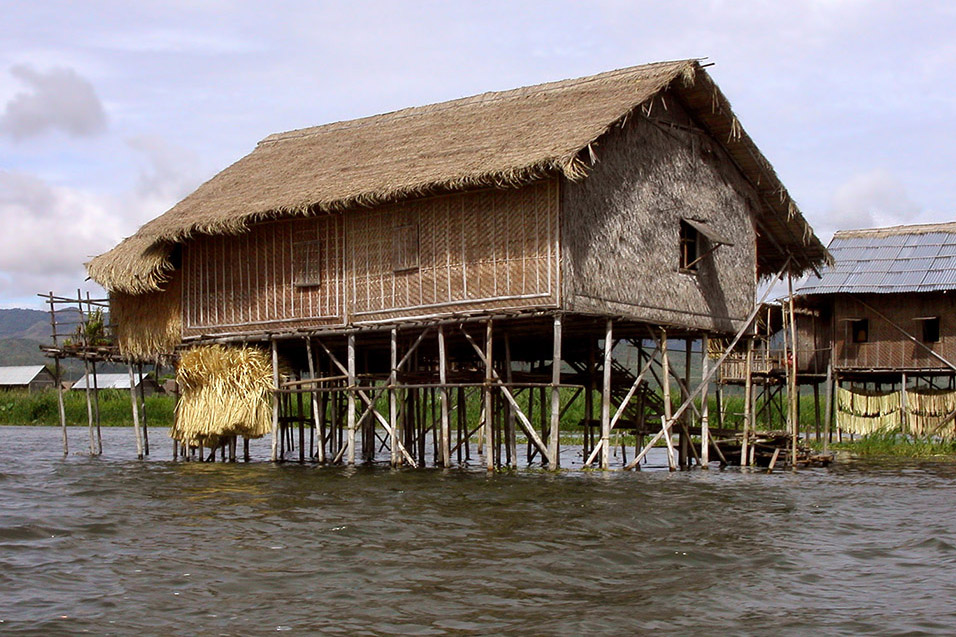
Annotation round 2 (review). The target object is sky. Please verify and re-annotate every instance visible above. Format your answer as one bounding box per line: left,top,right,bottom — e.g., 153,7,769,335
1,0,954,308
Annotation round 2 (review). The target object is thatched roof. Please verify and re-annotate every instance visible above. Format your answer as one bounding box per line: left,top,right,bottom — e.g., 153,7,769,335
89,59,827,294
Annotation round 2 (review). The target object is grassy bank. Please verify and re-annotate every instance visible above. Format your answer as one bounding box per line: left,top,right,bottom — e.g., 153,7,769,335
0,389,175,427
817,432,956,458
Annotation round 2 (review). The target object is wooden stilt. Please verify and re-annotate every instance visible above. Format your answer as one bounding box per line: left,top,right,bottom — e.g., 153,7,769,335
438,325,451,467
91,360,102,455
742,337,754,466
128,364,144,459
700,334,710,469
390,328,399,467
347,333,357,465
504,334,516,468
139,363,150,455
823,357,833,451
660,332,676,470
484,320,494,470
270,338,280,462
549,314,562,469
306,338,325,463
600,319,613,470
54,355,67,455
788,271,799,467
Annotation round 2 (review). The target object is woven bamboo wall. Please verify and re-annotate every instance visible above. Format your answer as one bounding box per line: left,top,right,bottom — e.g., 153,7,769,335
345,180,558,323
561,90,757,334
834,293,956,371
182,215,344,336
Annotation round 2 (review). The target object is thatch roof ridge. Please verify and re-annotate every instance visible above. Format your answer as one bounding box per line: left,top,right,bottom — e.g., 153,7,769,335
834,221,956,239
261,59,696,145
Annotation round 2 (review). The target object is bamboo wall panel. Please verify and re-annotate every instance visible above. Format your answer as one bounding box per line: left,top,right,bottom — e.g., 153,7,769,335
346,181,558,322
834,293,956,371
183,215,344,336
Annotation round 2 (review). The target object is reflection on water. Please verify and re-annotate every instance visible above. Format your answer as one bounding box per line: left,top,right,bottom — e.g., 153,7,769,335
2,427,956,635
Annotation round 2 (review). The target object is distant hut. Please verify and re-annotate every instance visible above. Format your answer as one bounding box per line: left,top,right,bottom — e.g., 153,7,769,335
86,59,827,467
0,366,56,393
797,222,956,437
72,372,160,396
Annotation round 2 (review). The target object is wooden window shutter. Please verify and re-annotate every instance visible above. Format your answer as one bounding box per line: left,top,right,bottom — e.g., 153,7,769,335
392,212,420,272
293,239,322,287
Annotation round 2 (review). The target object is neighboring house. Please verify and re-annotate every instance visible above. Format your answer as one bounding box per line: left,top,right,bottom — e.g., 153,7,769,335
797,222,956,378
796,223,956,436
72,373,160,396
0,366,56,392
84,59,826,468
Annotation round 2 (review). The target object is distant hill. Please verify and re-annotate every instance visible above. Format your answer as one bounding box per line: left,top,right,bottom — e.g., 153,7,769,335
0,307,109,380
0,308,52,341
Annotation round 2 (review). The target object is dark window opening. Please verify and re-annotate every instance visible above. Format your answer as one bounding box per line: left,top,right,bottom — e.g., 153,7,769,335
851,318,869,344
921,317,940,343
679,220,700,272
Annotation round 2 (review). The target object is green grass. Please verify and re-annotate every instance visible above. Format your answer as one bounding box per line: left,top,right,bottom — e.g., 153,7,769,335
814,431,956,458
0,389,175,427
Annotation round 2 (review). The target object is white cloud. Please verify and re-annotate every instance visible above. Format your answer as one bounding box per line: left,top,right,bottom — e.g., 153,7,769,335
827,169,922,235
0,172,119,298
0,65,107,140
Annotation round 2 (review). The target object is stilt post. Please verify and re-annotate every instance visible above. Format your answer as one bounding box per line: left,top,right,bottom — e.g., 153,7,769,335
270,338,280,462
389,328,399,467
600,319,612,470
700,334,710,468
128,363,144,459
742,337,754,466
549,314,562,469
483,320,494,470
438,325,451,468
347,333,357,465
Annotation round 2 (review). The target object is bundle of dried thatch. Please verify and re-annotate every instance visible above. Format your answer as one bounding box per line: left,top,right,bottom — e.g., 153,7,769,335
172,345,272,448
110,272,182,360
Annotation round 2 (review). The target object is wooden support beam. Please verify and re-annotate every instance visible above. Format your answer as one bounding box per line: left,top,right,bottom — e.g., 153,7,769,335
347,333,357,465
504,333,516,468
483,320,494,470
549,314,562,469
438,325,451,467
660,333,677,470
788,272,799,467
390,328,399,467
600,319,613,470
626,258,792,470
462,325,552,465
584,342,658,467
701,334,710,468
742,337,754,466
128,364,144,459
305,337,325,463
270,338,280,462
823,356,833,453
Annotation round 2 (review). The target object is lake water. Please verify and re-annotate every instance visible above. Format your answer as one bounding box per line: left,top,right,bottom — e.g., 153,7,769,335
2,426,956,635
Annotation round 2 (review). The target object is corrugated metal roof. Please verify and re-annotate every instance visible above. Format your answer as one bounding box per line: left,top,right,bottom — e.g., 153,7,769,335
0,366,49,386
72,373,145,390
798,224,956,295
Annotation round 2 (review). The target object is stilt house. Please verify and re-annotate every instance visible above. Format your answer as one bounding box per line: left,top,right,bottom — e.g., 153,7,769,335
87,59,827,468
796,222,956,437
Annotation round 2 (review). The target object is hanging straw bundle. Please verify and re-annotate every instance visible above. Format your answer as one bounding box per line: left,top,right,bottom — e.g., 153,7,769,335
171,344,273,448
836,386,901,436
